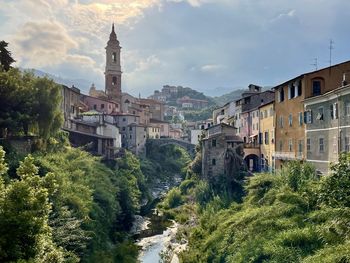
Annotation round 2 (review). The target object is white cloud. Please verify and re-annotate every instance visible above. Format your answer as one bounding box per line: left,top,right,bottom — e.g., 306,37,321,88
200,64,225,72
13,21,79,67
270,9,296,23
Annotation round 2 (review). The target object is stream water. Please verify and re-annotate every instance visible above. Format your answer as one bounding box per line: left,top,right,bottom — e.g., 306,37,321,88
133,176,182,263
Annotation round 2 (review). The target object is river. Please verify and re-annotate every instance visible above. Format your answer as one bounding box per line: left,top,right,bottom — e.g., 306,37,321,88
132,176,183,263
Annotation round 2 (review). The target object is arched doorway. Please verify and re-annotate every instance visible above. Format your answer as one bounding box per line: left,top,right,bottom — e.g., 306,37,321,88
244,154,260,172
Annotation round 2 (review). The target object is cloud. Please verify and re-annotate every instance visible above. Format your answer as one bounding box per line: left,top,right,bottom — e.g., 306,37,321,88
200,64,225,73
13,21,78,67
270,9,296,23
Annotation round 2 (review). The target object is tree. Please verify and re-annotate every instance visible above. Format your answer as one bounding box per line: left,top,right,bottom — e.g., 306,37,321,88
0,69,63,140
0,41,15,71
0,147,64,262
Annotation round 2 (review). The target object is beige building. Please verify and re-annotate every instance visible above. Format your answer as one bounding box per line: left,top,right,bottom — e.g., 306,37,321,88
259,101,275,171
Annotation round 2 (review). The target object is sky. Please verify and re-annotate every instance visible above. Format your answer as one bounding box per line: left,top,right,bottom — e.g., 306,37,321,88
1,0,350,97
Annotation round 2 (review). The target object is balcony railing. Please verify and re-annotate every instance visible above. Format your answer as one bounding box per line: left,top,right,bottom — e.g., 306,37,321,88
244,143,260,149
274,151,304,160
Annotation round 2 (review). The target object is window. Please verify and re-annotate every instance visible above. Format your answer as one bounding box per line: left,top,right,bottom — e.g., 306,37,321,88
346,102,350,116
312,80,321,96
298,140,303,154
123,118,126,122
101,104,104,109
307,138,311,152
112,76,117,85
212,159,216,165
122,127,126,131
264,110,267,118
288,84,295,99
112,52,117,62
129,126,132,131
304,110,313,124
279,88,285,102
269,108,274,117
288,139,293,152
299,112,303,126
316,107,324,121
93,104,97,110
259,133,263,144
129,135,132,139
297,82,302,96
345,136,350,152
211,139,217,147
319,138,324,153
330,103,338,119
279,140,283,151
288,114,293,126
279,116,284,128
264,131,269,145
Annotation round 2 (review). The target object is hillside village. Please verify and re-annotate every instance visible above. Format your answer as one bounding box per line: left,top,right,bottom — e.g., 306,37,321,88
56,24,350,177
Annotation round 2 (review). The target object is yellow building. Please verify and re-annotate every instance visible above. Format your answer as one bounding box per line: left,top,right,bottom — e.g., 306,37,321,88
147,124,160,139
259,101,275,171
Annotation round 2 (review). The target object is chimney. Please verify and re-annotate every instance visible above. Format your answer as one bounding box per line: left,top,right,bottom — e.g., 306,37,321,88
342,73,348,86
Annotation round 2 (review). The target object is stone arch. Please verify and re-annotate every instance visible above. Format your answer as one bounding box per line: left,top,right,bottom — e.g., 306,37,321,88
244,154,260,172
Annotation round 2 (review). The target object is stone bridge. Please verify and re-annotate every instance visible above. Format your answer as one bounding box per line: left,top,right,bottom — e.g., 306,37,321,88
147,138,196,158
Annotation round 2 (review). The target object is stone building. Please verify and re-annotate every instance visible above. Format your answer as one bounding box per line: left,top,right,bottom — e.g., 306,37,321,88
201,123,242,180
66,112,121,159
61,85,80,129
81,94,120,114
274,60,350,169
105,23,122,105
125,123,147,155
304,83,350,174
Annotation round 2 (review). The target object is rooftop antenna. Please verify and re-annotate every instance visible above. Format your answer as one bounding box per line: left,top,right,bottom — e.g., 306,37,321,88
311,58,318,71
329,39,334,67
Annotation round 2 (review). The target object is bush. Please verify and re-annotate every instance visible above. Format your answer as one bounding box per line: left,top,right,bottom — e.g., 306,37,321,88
164,188,183,209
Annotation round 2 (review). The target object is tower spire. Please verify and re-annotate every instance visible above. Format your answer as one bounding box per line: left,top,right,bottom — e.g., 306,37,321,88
109,22,117,41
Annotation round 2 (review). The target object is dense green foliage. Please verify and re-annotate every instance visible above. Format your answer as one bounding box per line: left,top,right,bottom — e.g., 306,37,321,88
0,146,148,262
178,159,350,262
142,143,191,185
0,68,63,141
183,105,216,122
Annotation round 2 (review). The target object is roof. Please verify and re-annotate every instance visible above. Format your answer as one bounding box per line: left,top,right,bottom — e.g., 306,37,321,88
273,59,350,90
150,118,169,124
81,94,118,104
63,128,114,139
205,122,236,131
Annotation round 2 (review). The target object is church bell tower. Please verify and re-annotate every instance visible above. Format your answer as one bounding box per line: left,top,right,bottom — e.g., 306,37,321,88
105,23,122,104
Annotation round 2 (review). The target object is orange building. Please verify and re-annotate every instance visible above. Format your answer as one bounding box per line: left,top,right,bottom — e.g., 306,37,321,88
274,60,350,169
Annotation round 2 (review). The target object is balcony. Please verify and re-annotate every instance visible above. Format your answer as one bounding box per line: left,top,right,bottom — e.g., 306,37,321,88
244,142,260,149
274,152,304,160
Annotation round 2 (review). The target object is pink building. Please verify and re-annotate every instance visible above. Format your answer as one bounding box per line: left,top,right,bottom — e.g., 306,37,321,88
81,94,120,114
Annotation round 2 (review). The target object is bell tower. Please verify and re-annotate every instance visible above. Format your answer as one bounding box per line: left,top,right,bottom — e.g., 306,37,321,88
105,23,122,104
